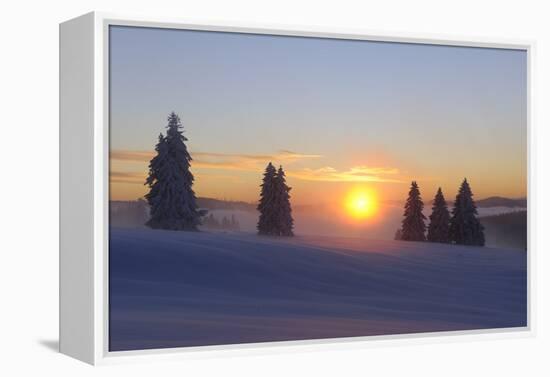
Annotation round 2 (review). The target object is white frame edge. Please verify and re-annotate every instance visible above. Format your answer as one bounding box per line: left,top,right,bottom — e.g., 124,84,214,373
60,12,96,364
59,11,536,365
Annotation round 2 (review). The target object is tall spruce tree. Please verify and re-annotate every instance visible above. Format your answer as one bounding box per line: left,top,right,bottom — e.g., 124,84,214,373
144,112,201,231
449,178,485,246
274,166,294,236
400,181,427,241
257,162,278,235
427,187,451,243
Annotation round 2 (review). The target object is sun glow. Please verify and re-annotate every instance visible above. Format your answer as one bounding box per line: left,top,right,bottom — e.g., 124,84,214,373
344,188,378,219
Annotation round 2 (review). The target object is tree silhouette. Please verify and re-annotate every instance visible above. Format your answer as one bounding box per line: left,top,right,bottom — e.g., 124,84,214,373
257,162,278,235
144,133,169,227
257,163,294,236
274,166,294,236
449,178,485,246
400,181,427,241
427,187,451,243
222,216,230,228
203,213,220,229
230,214,240,230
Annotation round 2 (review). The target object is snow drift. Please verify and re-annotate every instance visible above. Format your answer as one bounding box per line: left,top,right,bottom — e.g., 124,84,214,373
109,228,526,351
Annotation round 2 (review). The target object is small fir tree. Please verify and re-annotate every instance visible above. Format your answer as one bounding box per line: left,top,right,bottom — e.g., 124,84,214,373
400,181,427,241
144,112,201,231
427,187,451,243
257,162,278,235
449,178,485,246
203,213,219,229
222,216,230,228
230,214,240,230
394,228,402,241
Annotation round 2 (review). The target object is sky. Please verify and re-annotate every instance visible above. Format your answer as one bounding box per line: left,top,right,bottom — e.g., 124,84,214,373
109,25,527,206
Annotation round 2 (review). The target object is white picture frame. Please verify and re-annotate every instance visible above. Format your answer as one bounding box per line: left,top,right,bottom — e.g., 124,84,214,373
59,11,535,365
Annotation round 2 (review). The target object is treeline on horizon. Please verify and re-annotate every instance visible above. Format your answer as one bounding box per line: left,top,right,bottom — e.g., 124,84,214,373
202,213,241,231
110,195,526,214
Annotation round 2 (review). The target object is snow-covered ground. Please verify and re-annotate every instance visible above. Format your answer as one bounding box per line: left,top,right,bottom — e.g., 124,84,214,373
109,228,527,351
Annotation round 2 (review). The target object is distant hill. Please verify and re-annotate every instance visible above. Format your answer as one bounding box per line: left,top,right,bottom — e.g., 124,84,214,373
195,196,528,212
116,196,525,214
196,197,256,212
476,196,526,208
384,196,526,209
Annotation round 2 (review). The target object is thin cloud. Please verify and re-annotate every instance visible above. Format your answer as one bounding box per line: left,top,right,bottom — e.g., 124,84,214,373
192,160,258,171
287,166,402,183
110,150,153,161
277,150,323,160
110,171,146,184
110,149,322,172
347,166,400,176
110,149,401,184
110,170,244,185
192,152,273,161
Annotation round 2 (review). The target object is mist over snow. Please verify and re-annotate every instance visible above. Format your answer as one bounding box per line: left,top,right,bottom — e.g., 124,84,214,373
198,202,526,247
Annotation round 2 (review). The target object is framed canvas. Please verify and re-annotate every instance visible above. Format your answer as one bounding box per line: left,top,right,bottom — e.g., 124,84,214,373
59,12,534,365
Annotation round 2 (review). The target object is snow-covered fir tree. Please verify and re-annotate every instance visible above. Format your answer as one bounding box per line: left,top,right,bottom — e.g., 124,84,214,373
257,162,278,235
274,166,294,236
144,112,201,231
427,187,451,243
449,178,485,246
400,181,427,241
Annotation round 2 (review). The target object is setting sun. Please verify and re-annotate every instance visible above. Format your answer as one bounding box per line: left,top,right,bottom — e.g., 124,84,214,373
344,188,378,219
